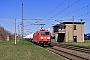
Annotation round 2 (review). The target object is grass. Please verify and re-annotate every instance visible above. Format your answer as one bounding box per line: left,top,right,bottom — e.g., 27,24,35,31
51,39,56,43
51,39,90,47
61,40,90,47
0,40,64,60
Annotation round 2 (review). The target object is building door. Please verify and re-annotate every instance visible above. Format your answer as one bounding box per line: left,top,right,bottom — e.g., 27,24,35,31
57,33,65,42
73,36,77,42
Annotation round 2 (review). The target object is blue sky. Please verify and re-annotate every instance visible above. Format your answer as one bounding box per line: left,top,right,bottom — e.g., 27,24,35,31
0,0,90,36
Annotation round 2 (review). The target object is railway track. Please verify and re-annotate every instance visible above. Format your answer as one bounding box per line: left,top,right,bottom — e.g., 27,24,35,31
51,43,90,53
30,41,90,60
58,44,90,54
46,46,90,60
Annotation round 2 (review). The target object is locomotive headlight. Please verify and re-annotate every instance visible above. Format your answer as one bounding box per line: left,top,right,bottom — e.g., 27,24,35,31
41,37,43,39
47,37,50,39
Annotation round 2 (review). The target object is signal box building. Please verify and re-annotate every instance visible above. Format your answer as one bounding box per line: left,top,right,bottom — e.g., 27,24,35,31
53,22,85,42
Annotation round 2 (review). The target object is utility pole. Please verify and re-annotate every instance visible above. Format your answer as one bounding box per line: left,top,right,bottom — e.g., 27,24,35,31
80,19,83,41
68,31,69,42
21,0,24,40
18,25,20,41
14,19,16,45
72,16,74,41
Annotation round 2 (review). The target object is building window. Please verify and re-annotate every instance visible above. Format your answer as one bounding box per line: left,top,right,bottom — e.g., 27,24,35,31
74,25,76,30
59,26,64,30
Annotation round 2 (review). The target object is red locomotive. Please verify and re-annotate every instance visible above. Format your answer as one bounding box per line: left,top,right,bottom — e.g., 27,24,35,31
33,29,51,46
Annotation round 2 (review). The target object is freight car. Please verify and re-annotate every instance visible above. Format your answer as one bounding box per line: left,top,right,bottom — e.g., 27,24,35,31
32,29,51,46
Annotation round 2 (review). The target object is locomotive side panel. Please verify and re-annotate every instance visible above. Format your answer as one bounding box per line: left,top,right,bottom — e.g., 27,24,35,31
33,31,39,42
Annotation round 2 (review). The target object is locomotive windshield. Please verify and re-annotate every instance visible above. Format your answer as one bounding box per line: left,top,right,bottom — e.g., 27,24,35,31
40,32,49,35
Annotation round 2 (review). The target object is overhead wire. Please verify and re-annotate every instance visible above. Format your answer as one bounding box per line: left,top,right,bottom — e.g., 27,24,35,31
43,0,67,19
75,11,90,19
43,0,80,23
67,4,90,20
75,4,90,19
60,4,90,19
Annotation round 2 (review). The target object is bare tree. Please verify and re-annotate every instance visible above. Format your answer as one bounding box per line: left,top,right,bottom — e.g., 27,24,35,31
0,25,14,41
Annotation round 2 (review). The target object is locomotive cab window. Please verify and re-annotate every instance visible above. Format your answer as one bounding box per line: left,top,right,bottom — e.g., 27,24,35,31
40,32,49,35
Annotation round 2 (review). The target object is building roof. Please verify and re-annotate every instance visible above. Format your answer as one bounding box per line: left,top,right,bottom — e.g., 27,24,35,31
61,22,85,24
53,24,66,27
53,22,85,27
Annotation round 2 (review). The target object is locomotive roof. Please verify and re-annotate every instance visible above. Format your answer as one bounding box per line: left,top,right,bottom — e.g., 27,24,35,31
39,29,50,31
